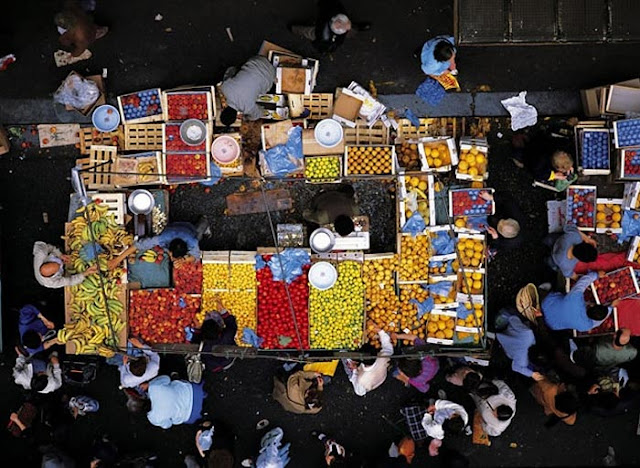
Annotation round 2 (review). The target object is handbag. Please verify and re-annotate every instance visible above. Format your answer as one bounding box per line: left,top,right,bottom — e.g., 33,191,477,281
186,342,205,384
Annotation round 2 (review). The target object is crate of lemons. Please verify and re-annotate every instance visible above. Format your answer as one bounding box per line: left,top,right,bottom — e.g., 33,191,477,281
309,260,365,349
397,234,430,282
345,145,394,176
457,139,489,181
418,140,456,171
399,175,433,227
304,155,342,183
595,200,623,233
455,301,484,345
456,235,485,268
363,255,401,345
396,284,431,345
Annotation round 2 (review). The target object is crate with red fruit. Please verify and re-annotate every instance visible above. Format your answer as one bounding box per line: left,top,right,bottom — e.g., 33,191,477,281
620,148,640,180
164,152,211,184
163,89,214,121
128,288,201,343
573,308,619,338
590,267,640,305
117,89,164,124
449,188,495,218
256,255,310,349
566,186,597,231
595,198,623,234
163,122,211,153
173,260,203,294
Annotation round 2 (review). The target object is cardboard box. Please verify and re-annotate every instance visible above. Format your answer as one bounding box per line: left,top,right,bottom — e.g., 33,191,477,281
580,78,640,117
332,88,364,128
0,125,10,155
258,40,296,58
275,67,312,94
61,72,106,116
606,85,640,115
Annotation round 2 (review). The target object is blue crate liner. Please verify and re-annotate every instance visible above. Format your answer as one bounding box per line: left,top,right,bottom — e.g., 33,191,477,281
581,131,610,169
615,119,640,148
120,89,163,121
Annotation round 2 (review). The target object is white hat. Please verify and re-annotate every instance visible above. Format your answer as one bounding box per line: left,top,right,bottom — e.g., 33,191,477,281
330,14,351,35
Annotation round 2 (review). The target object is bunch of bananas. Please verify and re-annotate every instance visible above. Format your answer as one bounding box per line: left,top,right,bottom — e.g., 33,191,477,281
141,249,159,262
61,201,131,355
138,161,157,183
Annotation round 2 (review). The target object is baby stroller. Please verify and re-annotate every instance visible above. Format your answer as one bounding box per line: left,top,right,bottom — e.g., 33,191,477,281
62,356,99,386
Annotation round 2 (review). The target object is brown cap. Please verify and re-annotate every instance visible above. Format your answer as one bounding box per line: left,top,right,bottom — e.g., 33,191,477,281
516,283,540,323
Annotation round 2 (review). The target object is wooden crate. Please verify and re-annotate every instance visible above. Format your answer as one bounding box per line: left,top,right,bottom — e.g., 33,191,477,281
124,124,164,151
78,145,118,190
90,192,126,225
79,127,123,155
344,119,389,145
117,88,164,124
302,94,334,120
396,118,458,141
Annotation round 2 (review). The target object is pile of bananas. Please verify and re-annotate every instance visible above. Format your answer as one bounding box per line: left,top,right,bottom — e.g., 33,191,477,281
60,201,131,355
138,160,157,183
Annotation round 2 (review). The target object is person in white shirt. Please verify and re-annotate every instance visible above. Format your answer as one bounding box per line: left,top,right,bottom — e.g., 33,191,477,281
33,241,97,289
118,337,160,388
421,399,468,456
470,379,516,437
344,326,393,396
13,348,62,394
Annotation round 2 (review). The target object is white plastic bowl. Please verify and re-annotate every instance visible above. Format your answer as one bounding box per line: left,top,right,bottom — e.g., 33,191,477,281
314,119,344,148
211,135,241,164
92,105,120,132
309,227,335,253
180,119,207,145
309,261,338,290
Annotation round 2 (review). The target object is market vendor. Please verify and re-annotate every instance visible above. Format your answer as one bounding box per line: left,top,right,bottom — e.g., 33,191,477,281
219,55,276,124
303,184,360,236
18,304,59,356
139,375,207,429
480,191,525,253
108,218,210,269
419,35,457,77
33,241,98,289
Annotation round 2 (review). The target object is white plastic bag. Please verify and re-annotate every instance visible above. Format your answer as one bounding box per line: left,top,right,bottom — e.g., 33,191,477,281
54,73,100,109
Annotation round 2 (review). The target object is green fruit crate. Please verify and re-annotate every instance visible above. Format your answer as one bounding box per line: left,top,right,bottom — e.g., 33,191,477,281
304,155,343,184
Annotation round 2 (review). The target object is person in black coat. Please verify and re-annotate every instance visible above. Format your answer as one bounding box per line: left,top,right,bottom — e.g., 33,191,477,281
479,191,525,253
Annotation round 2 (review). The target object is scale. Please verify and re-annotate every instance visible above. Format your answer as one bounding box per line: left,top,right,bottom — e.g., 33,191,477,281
128,189,155,237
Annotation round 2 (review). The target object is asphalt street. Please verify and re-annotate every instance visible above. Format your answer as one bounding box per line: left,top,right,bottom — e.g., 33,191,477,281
2,1,640,467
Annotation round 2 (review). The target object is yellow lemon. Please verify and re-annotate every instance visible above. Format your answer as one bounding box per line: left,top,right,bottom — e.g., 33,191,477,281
444,328,454,339
612,213,622,222
596,212,606,221
458,160,469,171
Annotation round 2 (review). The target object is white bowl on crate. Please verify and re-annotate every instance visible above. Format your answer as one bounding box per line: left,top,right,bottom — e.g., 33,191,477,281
309,261,338,290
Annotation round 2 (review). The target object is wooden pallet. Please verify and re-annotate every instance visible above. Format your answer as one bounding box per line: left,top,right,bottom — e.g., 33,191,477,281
79,127,123,155
302,93,334,120
344,119,389,145
396,118,458,141
90,192,126,225
124,124,164,151
78,145,118,190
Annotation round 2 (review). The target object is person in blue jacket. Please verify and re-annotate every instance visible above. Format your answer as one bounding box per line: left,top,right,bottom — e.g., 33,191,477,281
18,304,59,356
419,35,457,77
496,309,544,381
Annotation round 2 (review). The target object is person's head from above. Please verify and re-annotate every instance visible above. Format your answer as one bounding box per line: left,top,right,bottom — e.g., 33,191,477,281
461,371,482,392
201,317,224,341
22,330,43,350
474,381,499,399
497,218,520,239
31,373,49,392
334,215,354,237
40,262,61,278
126,396,151,414
496,404,514,421
220,106,237,127
398,436,415,463
551,150,574,175
434,40,456,63
442,414,465,435
398,358,422,378
554,390,579,416
587,305,609,321
330,14,351,35
572,242,598,262
327,458,347,467
304,385,322,410
613,328,631,348
128,356,148,377
168,238,188,260
207,449,234,468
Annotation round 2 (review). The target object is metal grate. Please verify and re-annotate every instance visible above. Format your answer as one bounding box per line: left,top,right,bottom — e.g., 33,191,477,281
457,0,507,43
610,0,640,40
511,0,557,41
558,0,606,41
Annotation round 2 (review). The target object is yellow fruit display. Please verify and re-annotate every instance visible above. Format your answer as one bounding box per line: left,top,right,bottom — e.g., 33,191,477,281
346,146,393,175
229,263,256,290
305,156,341,182
200,290,257,347
458,146,488,179
459,271,484,295
203,263,229,289
402,175,431,225
596,203,622,230
422,142,452,169
364,256,401,345
310,261,365,349
456,237,485,268
397,284,430,343
426,312,456,340
396,142,421,171
398,235,430,281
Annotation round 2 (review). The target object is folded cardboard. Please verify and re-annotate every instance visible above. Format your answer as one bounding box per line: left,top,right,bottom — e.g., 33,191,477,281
581,78,640,117
332,88,364,128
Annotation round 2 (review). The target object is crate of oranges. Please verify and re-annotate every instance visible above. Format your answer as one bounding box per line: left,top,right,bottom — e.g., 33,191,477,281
344,145,395,176
363,254,401,346
456,234,486,269
426,309,457,345
627,236,640,263
455,300,484,345
595,198,623,234
304,155,343,183
397,234,430,282
456,137,489,181
418,138,458,172
428,277,459,309
458,269,485,296
428,254,458,280
397,174,435,229
397,284,431,344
